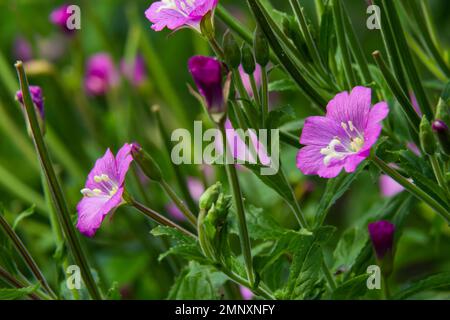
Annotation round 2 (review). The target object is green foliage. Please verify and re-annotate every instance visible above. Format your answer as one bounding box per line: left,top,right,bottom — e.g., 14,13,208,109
168,262,228,300
0,284,39,300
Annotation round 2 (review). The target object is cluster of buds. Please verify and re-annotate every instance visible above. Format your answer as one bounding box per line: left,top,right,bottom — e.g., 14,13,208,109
197,182,232,265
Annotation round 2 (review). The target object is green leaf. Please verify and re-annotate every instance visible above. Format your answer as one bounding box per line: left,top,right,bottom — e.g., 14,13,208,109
393,272,450,300
276,227,335,299
331,274,370,300
333,227,368,273
397,150,449,208
318,1,334,68
0,284,39,300
266,105,295,130
230,205,287,241
12,205,35,231
268,79,298,92
168,261,227,300
151,226,206,263
315,163,367,226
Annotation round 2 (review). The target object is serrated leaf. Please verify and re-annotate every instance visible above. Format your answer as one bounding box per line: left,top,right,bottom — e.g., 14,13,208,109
168,261,227,300
277,227,335,299
151,226,206,263
315,163,367,226
331,274,369,300
333,227,368,273
393,272,450,300
230,205,287,241
0,284,39,300
266,105,295,130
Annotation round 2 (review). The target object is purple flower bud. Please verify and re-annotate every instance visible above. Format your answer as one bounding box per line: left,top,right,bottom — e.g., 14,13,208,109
432,119,449,133
120,55,147,87
50,4,76,35
432,120,450,155
368,220,395,260
16,85,45,121
188,56,224,113
85,53,119,96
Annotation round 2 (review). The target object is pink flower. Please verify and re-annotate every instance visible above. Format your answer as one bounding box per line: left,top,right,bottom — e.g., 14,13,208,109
50,4,76,34
239,286,254,300
188,56,225,113
16,85,45,122
145,0,218,32
166,177,205,221
76,143,133,237
297,86,389,178
120,55,147,87
238,64,262,97
85,53,119,96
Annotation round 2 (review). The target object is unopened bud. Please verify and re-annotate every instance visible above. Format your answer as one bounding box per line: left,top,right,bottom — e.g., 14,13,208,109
130,143,163,181
432,120,450,156
223,31,241,69
241,43,256,75
253,26,269,67
419,116,437,155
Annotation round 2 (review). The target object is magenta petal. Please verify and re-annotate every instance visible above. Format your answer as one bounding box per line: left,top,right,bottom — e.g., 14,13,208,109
362,101,389,151
300,116,344,146
187,177,205,201
326,86,371,131
86,148,116,190
296,145,324,175
76,189,124,237
115,143,133,185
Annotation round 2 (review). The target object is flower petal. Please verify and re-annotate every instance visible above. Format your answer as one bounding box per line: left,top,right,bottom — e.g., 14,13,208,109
300,116,344,146
85,148,116,191
76,189,124,237
326,86,371,131
296,145,324,175
115,143,133,185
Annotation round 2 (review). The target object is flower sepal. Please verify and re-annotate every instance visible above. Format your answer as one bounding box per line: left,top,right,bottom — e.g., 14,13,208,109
131,143,163,182
200,10,215,40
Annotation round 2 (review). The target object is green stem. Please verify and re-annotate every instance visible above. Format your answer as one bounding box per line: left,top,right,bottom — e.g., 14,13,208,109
372,155,450,222
219,122,255,286
430,155,449,194
217,264,275,300
15,61,102,300
280,130,300,148
382,275,390,300
207,37,225,60
160,180,198,227
322,260,337,291
233,68,258,129
331,0,356,89
260,66,269,127
130,198,196,239
249,73,261,109
0,214,56,299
